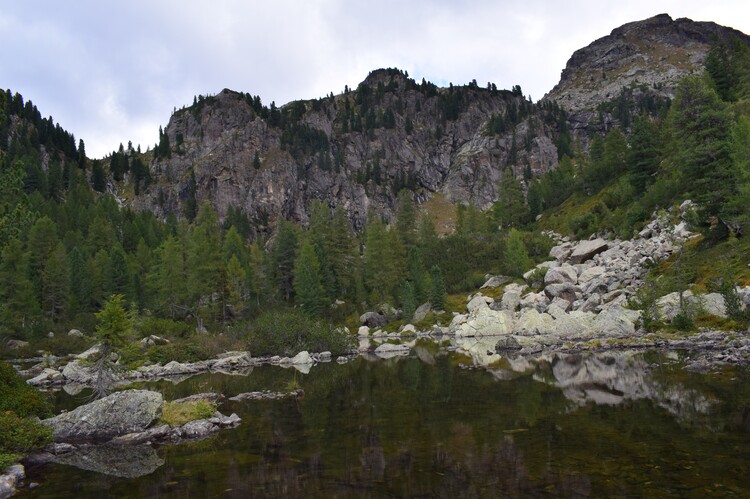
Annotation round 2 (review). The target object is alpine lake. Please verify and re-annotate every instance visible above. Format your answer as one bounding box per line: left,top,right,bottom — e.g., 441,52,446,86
19,337,750,498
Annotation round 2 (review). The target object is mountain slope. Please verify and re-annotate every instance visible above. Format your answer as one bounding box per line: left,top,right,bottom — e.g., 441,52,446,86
544,13,750,120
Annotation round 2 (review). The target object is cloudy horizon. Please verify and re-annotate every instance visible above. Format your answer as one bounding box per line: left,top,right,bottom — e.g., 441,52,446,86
2,0,749,158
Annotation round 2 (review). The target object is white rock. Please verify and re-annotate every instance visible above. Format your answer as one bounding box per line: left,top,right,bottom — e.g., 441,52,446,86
291,351,313,365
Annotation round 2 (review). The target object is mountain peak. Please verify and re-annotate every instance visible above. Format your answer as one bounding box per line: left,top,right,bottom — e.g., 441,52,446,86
544,14,750,113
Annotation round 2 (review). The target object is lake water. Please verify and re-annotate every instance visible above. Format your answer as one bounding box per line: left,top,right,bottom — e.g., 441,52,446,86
21,341,750,498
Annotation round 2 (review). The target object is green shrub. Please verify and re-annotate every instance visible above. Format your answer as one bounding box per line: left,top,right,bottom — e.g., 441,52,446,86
0,362,52,418
248,309,354,357
0,411,53,459
136,317,193,339
160,400,216,427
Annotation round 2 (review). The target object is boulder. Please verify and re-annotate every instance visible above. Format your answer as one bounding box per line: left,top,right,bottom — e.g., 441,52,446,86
0,464,24,498
290,351,313,365
518,291,550,312
544,265,578,285
701,293,727,318
593,306,638,336
212,351,253,370
544,283,578,303
43,389,163,442
550,297,572,312
61,360,97,384
360,311,387,328
67,329,85,338
513,309,555,336
412,302,432,322
75,344,103,360
139,335,170,346
549,242,574,261
400,324,417,334
569,239,609,264
27,368,63,386
500,283,527,312
481,275,510,289
357,325,370,336
178,420,219,439
453,308,514,337
578,266,606,284
466,294,493,312
6,339,29,350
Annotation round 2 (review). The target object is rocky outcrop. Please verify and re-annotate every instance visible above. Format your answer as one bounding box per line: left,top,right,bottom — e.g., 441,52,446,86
0,465,25,499
131,71,564,229
544,14,750,115
42,390,163,442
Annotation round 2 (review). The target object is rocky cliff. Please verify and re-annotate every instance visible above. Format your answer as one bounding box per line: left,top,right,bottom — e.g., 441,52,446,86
131,70,565,229
544,14,750,133
128,15,750,229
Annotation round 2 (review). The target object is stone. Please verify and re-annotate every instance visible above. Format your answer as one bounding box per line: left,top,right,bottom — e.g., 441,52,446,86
544,265,578,285
0,464,24,499
518,291,550,312
466,294,493,312
481,275,510,288
453,308,514,337
61,360,97,384
400,324,417,334
6,339,29,350
544,283,578,303
27,368,63,386
550,297,572,312
494,336,522,352
67,329,85,338
412,302,432,322
500,283,527,312
549,243,574,261
75,344,103,360
139,335,170,346
179,420,220,439
212,351,253,370
357,325,370,336
513,309,555,336
701,293,727,318
42,389,163,442
171,392,224,404
360,311,387,328
580,293,602,313
593,306,638,336
577,266,606,284
109,424,172,445
569,239,609,264
290,351,313,365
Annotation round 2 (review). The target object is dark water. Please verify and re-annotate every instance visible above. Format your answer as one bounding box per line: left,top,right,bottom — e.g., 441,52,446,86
21,344,750,498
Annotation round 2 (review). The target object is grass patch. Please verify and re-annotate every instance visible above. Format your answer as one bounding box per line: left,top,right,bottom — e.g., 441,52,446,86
421,193,457,236
160,400,217,427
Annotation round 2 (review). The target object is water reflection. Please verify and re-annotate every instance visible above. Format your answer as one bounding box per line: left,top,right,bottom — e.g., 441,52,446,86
26,346,750,498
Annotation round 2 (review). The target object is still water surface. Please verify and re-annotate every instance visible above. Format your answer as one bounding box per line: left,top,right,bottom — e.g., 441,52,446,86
22,343,750,498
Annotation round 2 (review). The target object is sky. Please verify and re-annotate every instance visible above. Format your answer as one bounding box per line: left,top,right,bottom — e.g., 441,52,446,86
2,1,749,158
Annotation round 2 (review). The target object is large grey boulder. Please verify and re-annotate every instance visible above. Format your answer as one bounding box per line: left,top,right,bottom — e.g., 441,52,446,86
452,308,514,337
43,389,164,442
500,283,527,311
61,360,98,384
544,265,578,286
544,283,578,303
466,294,493,312
512,309,555,336
360,311,387,328
570,239,609,264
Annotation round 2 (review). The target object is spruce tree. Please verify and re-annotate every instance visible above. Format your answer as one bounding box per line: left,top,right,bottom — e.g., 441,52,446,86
503,229,530,278
429,265,446,310
293,239,326,316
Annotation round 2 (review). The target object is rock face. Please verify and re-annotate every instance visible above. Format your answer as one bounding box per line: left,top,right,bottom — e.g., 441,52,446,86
43,390,163,442
131,71,563,229
545,14,750,115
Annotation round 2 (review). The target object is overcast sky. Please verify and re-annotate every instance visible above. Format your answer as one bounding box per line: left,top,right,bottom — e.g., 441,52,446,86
2,1,749,158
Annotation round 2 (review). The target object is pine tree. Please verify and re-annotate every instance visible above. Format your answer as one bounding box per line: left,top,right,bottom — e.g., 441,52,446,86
150,235,187,318
628,115,660,191
429,265,446,310
400,281,416,322
293,239,326,316
394,190,418,250
42,242,70,321
271,220,299,302
503,229,530,278
225,255,246,318
492,168,529,229
186,203,223,328
0,240,40,335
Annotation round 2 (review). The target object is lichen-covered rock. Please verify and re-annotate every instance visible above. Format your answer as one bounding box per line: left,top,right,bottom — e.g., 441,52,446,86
569,239,609,264
43,390,163,442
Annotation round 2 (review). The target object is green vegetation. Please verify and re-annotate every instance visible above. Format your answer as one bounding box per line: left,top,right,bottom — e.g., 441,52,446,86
160,400,217,427
0,361,53,471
